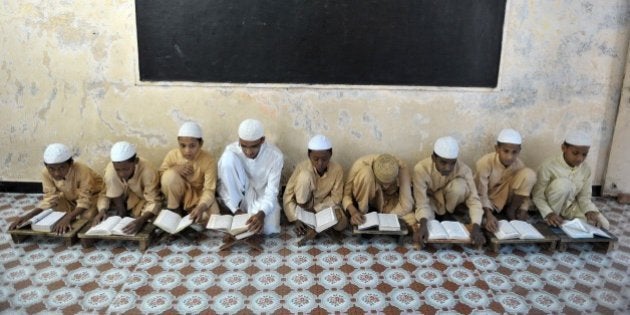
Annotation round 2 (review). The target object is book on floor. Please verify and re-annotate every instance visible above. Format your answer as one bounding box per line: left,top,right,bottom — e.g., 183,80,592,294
153,209,194,234
357,212,401,232
427,220,470,240
494,220,544,240
31,210,67,232
296,206,338,233
15,208,54,229
85,216,137,236
561,218,610,239
207,213,255,240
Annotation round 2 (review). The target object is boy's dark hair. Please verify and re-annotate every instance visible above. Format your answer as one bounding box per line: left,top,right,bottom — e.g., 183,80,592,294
307,149,333,155
178,136,203,143
117,154,137,163
44,157,73,165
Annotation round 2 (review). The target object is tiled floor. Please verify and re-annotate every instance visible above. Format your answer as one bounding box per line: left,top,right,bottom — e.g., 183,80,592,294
0,193,629,314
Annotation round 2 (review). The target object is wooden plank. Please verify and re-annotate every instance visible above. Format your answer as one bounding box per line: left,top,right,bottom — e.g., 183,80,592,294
550,226,618,253
487,223,559,253
8,219,88,246
352,221,409,245
77,223,156,251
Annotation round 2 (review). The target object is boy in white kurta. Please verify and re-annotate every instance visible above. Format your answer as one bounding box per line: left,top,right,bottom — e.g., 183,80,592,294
217,119,283,237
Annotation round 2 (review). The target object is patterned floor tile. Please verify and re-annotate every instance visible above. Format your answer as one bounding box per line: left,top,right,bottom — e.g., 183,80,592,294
0,193,629,313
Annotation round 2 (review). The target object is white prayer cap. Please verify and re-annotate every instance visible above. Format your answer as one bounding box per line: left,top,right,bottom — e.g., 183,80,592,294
238,119,264,141
178,122,203,138
497,128,522,145
565,130,592,146
308,134,332,150
433,136,459,159
43,143,72,164
110,141,136,162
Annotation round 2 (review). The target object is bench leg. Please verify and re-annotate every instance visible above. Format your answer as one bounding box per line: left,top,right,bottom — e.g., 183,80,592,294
80,238,95,249
139,240,148,252
606,241,615,254
491,243,499,253
10,234,27,244
65,236,78,247
558,242,567,252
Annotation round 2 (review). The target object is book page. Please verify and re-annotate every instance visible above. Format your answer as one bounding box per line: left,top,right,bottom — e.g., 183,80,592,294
585,222,610,238
510,220,544,239
112,217,138,236
358,212,379,230
154,209,183,234
428,220,449,240
495,220,519,240
207,214,234,231
561,219,592,238
85,216,122,236
296,207,317,229
32,211,66,232
230,214,251,235
377,213,400,231
314,207,338,233
442,221,470,240
174,215,194,234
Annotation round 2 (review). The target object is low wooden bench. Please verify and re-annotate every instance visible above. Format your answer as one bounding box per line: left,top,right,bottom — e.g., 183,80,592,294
550,226,618,253
352,222,409,246
219,234,263,252
486,223,559,253
77,222,156,251
8,219,88,247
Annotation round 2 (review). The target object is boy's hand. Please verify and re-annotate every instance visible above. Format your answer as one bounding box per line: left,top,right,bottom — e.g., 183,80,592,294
174,163,194,177
585,211,600,227
471,224,486,248
53,214,72,235
483,208,498,233
247,211,265,234
122,217,146,234
414,219,429,249
189,204,207,223
9,216,29,230
545,213,564,227
294,220,307,236
92,211,107,227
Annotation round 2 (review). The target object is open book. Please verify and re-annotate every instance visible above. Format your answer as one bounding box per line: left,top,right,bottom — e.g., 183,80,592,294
154,209,193,234
561,218,610,239
207,213,255,240
296,206,338,233
427,220,470,240
357,212,400,232
85,216,136,236
15,208,53,229
31,210,67,232
494,220,544,240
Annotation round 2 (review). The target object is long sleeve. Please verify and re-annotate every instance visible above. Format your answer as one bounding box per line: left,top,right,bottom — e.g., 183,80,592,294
342,161,362,211
140,162,162,215
474,154,493,210
250,149,283,216
387,163,414,216
413,159,434,221
38,168,60,209
463,167,484,225
576,166,599,214
197,153,217,209
532,159,555,218
318,164,344,210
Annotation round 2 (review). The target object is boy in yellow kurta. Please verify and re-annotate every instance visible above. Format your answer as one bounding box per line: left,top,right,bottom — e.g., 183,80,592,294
9,143,104,235
283,135,348,245
413,136,486,248
93,141,162,234
343,153,418,242
532,130,610,229
160,122,219,224
475,129,536,233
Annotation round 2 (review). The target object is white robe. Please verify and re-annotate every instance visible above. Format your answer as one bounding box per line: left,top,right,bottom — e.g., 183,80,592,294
217,142,284,234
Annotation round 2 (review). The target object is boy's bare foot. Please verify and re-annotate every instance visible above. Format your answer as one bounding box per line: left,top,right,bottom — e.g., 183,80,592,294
297,228,317,246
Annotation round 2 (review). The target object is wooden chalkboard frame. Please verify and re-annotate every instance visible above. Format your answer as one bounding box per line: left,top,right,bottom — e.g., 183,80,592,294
135,0,506,87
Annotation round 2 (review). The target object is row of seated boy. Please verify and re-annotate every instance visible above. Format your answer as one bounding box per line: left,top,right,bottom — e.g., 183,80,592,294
8,119,610,250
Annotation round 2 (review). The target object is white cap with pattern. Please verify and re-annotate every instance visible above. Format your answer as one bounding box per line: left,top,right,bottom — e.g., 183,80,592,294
178,122,203,138
110,141,136,162
565,130,592,146
433,136,459,159
308,134,332,150
497,128,522,145
238,119,265,141
43,143,72,164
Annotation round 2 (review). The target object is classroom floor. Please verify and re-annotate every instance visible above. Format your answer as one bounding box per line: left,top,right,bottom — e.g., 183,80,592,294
0,193,628,314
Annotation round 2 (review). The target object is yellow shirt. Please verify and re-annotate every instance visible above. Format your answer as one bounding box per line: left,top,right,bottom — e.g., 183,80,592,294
159,148,217,209
474,152,528,210
413,157,483,224
98,157,162,217
532,155,598,218
283,159,344,222
342,154,413,217
39,161,104,211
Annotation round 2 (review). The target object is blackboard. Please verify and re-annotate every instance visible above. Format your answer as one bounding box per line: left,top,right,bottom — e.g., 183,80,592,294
135,0,506,87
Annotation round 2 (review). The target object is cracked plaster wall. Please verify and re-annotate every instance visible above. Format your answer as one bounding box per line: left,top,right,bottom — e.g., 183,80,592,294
1,0,629,187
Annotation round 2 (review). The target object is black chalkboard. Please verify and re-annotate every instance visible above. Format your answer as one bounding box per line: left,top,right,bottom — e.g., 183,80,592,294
136,0,506,87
